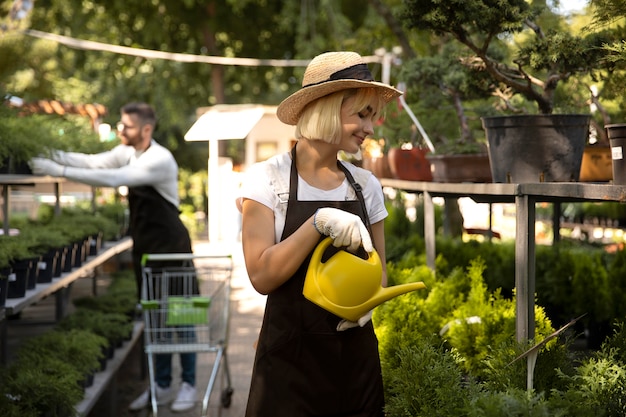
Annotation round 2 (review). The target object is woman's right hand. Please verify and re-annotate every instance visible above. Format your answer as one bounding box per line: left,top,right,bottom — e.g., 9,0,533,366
313,207,373,252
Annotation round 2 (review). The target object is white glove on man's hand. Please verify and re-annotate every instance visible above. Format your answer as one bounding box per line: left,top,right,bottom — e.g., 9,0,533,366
313,207,373,252
337,310,373,331
29,157,65,177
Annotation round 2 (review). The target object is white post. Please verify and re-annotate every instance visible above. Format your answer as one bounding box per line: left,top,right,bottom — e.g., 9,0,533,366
208,140,219,242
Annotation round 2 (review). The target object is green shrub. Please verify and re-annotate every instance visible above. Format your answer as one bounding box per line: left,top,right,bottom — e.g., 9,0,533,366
2,355,83,417
384,338,479,417
16,329,107,378
57,308,133,346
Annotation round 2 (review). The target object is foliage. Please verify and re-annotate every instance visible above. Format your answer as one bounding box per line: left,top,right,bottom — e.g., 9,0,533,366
0,104,111,169
384,339,479,416
0,266,137,415
398,0,618,115
94,200,129,240
1,354,84,417
16,329,107,377
0,234,38,263
72,270,137,318
377,257,557,381
378,254,626,416
535,243,613,327
57,308,133,346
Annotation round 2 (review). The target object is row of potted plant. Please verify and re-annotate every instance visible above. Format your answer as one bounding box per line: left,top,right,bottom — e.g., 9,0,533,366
0,104,114,175
0,203,126,307
0,269,137,417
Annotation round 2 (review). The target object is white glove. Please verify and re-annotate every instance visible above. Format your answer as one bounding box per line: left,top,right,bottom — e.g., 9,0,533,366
313,207,373,252
337,310,373,331
29,157,65,177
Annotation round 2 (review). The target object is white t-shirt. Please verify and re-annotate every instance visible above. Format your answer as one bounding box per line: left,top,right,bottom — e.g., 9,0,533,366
52,140,180,207
238,152,387,243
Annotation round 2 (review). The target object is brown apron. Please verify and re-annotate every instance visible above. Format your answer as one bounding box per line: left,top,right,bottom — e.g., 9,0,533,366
245,147,385,417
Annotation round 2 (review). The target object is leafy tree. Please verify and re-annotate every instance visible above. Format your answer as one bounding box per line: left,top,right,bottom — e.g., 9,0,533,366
398,0,620,116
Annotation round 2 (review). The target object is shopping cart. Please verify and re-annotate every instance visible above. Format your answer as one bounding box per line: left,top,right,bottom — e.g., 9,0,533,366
140,253,234,417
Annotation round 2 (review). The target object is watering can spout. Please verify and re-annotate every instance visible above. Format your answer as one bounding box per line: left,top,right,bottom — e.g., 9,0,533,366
303,237,426,322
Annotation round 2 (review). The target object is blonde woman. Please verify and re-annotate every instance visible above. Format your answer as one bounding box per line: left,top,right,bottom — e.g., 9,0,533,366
238,51,401,417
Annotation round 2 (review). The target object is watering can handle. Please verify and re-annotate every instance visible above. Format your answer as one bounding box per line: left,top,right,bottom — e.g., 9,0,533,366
312,237,377,264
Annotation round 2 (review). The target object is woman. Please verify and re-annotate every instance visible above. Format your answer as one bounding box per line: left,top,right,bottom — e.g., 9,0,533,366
238,51,402,416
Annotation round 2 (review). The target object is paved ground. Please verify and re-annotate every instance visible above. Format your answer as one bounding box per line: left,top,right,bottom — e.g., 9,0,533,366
5,239,266,417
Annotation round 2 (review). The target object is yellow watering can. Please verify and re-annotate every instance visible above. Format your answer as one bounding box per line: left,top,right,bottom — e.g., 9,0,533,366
303,237,426,322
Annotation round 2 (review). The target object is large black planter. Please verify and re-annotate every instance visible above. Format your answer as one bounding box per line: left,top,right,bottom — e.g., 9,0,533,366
482,114,590,183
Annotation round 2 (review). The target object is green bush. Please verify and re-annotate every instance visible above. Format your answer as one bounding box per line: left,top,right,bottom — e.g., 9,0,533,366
57,308,133,347
1,355,84,417
16,329,107,378
378,257,626,416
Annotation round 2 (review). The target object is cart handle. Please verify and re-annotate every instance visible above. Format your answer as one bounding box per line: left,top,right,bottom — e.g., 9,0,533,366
140,252,233,266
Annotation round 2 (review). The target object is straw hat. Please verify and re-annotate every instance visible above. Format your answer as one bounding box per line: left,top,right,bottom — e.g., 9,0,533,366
276,51,403,125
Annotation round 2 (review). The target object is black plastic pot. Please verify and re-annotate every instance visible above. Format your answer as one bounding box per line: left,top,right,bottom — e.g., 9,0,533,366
38,249,58,284
8,259,30,298
62,243,77,272
482,114,590,183
26,256,40,289
53,246,67,277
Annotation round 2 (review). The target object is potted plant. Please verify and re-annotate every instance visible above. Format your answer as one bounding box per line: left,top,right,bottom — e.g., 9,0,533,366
57,308,133,358
398,0,616,183
16,329,107,389
2,354,84,416
0,234,38,299
390,42,494,183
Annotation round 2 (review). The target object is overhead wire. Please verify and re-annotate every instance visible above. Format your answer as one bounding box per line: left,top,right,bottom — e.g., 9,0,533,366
21,29,384,67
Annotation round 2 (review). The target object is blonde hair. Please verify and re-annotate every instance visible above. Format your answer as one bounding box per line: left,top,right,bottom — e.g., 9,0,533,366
295,88,385,144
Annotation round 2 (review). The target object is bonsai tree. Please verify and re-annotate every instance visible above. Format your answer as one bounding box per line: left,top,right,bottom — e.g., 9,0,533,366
398,0,618,116
395,41,498,154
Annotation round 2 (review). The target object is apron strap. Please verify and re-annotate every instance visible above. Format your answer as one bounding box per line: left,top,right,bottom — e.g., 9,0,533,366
289,144,372,235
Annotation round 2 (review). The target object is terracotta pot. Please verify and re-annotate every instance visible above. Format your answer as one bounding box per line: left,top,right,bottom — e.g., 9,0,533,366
387,147,433,181
579,145,612,182
426,153,492,183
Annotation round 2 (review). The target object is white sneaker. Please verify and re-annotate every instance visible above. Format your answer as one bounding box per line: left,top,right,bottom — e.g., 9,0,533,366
171,382,197,412
128,384,173,411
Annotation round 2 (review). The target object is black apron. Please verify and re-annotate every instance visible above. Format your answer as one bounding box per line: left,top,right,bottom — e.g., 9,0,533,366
128,185,193,297
245,147,385,417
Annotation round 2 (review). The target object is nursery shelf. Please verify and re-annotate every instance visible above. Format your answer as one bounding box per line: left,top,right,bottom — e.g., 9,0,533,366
0,237,133,364
3,237,133,316
380,179,626,344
